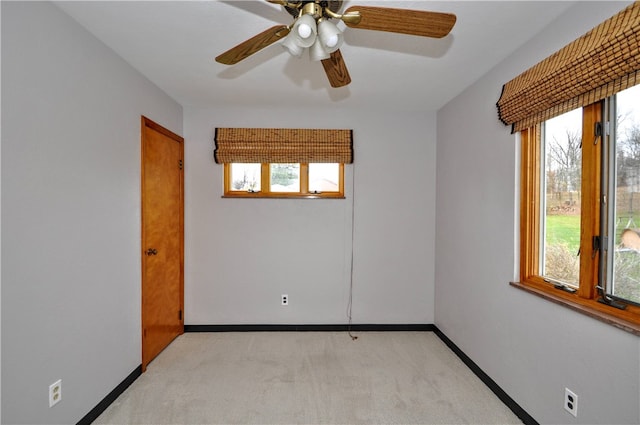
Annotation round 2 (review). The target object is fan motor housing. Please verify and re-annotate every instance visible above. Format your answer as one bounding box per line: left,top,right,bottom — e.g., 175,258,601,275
285,1,342,19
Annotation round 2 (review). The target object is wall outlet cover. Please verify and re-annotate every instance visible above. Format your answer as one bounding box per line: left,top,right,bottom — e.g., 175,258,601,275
49,379,62,408
564,387,578,417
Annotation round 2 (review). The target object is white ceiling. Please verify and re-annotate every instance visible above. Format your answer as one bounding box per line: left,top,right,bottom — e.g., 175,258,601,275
54,1,577,112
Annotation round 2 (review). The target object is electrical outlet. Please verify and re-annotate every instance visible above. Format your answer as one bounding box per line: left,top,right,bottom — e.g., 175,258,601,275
564,387,578,417
281,294,288,306
49,379,62,408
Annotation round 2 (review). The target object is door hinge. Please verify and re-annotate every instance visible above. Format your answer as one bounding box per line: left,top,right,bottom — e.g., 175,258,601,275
178,159,183,170
179,310,183,321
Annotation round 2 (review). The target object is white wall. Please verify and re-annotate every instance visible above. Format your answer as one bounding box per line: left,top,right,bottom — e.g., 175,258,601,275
184,106,436,325
1,2,182,424
435,1,640,424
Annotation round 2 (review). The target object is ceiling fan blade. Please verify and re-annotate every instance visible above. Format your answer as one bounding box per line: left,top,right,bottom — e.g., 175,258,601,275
344,6,456,38
215,25,290,65
321,50,351,88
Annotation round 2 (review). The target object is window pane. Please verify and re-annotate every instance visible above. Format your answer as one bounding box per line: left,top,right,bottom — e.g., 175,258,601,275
270,163,300,192
309,163,339,193
230,163,261,192
542,108,582,286
611,84,640,304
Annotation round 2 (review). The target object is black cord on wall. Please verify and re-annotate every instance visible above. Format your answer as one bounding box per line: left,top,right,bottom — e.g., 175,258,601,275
347,163,357,341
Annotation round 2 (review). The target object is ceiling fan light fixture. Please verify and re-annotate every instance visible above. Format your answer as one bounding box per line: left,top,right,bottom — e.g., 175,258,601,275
291,14,317,48
282,33,305,58
317,19,343,53
309,38,330,61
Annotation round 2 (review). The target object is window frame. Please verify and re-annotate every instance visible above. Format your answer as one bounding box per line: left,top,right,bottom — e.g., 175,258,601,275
515,101,640,334
223,162,345,199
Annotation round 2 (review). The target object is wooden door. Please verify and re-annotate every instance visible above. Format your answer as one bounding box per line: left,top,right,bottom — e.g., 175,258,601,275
141,116,184,371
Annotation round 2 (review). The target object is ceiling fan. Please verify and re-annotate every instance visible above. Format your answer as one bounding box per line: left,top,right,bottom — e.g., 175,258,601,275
215,0,456,88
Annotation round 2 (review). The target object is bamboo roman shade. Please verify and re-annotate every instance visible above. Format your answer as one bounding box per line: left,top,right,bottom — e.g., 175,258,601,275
497,2,640,133
214,128,353,163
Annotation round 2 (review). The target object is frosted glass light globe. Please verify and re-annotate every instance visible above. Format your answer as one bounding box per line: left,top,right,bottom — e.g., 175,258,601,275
325,34,339,48
297,23,312,39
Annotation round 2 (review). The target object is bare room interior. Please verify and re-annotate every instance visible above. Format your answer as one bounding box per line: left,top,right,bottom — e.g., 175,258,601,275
2,1,640,424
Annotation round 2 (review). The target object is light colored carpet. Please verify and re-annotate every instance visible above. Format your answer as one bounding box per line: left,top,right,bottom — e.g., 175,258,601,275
95,332,522,424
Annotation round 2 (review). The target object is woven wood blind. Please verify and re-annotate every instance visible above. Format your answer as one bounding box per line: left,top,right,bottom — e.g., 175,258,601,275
497,2,640,133
214,128,353,163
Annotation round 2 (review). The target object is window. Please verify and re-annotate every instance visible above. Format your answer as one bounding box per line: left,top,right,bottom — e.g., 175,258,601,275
519,88,640,332
497,2,640,333
224,162,344,198
541,108,582,288
214,128,352,198
603,85,640,306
